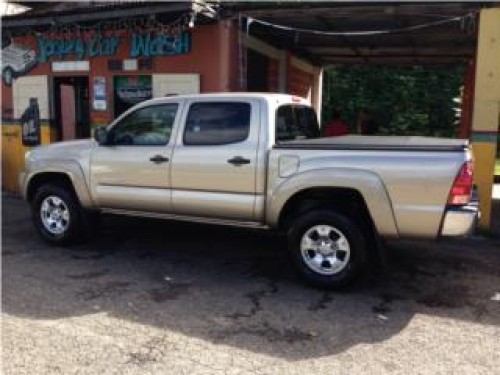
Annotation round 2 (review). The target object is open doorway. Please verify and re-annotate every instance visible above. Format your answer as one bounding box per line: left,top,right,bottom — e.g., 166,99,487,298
53,76,90,141
246,49,269,92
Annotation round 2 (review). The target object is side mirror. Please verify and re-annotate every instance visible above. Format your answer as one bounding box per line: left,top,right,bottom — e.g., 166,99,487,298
93,126,109,145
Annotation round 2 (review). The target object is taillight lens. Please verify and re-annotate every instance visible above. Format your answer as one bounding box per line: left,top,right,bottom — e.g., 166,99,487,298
448,161,474,205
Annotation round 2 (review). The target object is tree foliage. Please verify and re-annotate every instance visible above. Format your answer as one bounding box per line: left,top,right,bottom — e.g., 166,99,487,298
322,65,466,137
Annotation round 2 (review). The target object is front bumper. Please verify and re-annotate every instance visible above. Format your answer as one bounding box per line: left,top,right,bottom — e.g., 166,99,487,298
18,171,27,199
440,201,479,237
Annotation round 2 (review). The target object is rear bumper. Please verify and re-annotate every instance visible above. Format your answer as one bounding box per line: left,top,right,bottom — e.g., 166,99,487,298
440,202,479,237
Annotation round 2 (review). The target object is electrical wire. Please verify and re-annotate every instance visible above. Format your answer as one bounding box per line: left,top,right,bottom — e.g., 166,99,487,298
244,11,479,37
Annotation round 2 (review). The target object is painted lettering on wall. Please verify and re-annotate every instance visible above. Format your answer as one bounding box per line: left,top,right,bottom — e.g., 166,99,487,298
2,30,192,86
37,36,120,63
130,32,190,58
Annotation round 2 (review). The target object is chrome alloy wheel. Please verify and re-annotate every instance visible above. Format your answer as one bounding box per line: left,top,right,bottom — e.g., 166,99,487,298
40,195,70,235
300,225,351,275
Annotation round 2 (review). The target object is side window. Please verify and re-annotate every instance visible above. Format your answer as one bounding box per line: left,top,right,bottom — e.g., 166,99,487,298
296,106,320,139
184,102,251,145
276,105,319,143
276,105,295,141
110,104,178,146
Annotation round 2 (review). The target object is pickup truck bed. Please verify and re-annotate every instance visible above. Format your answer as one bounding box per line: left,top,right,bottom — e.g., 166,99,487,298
276,135,468,151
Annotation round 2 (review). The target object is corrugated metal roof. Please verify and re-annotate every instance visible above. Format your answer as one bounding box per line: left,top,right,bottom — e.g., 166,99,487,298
4,1,170,18
2,1,218,29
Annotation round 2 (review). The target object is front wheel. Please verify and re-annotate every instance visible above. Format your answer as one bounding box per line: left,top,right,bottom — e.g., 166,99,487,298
32,184,91,245
287,210,367,288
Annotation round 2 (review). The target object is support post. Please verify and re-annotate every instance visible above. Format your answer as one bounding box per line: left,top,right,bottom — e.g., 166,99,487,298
471,8,500,228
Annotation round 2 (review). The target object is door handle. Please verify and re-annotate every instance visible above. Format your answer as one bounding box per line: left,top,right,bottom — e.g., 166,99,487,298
149,155,169,164
227,156,251,166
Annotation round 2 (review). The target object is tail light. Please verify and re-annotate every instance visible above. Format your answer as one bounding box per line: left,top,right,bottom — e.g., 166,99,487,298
447,161,474,206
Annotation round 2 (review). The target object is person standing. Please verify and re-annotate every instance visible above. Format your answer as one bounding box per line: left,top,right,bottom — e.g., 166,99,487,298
323,109,350,137
357,108,378,135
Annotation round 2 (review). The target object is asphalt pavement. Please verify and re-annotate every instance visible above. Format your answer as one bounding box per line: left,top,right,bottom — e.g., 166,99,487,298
2,194,500,374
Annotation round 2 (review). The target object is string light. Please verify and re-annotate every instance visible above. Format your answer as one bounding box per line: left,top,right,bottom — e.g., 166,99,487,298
188,12,196,29
9,12,193,41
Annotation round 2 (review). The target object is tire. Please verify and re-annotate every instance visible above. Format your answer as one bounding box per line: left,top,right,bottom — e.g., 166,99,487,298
32,183,93,246
2,67,14,86
287,210,367,289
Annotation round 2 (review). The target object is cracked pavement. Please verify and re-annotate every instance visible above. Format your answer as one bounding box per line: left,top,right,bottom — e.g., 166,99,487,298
2,194,500,374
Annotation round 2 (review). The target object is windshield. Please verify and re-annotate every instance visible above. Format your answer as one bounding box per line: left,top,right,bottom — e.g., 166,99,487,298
276,104,320,143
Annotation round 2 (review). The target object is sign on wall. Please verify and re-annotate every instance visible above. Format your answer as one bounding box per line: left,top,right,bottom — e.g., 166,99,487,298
152,74,200,97
2,30,191,86
52,61,90,72
37,35,121,63
36,31,191,62
130,32,191,57
93,76,107,111
114,75,152,116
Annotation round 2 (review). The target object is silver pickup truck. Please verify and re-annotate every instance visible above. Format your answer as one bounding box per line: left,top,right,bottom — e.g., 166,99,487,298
20,93,479,287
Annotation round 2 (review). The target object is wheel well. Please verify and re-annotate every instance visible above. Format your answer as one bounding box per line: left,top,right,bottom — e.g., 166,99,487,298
278,188,375,234
26,172,76,203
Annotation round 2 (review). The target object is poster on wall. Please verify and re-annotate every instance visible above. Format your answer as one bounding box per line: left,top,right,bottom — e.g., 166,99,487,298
114,75,152,117
21,98,41,146
93,76,107,111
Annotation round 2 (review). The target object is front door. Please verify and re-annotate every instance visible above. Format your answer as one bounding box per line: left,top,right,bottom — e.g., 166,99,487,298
171,99,261,221
90,102,180,212
60,84,76,140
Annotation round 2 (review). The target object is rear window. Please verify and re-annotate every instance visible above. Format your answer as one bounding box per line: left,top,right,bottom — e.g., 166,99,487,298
184,102,251,145
276,105,320,143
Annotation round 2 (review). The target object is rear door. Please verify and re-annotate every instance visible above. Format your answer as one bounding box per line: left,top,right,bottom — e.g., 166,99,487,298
171,99,261,221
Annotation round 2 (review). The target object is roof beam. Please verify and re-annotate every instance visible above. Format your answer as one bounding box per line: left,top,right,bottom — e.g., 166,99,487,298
322,53,471,59
322,55,470,65
306,46,475,56
229,3,479,18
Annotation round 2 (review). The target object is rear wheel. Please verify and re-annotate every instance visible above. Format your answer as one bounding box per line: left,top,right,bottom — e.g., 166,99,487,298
32,184,92,245
287,210,367,288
